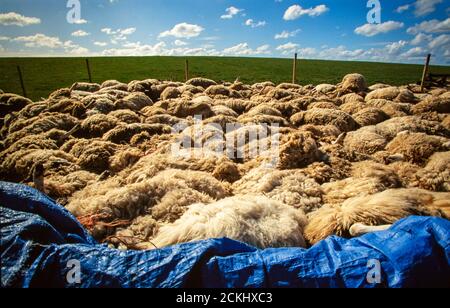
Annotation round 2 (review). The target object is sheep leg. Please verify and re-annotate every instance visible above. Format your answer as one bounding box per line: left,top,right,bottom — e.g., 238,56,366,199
349,223,392,237
33,163,45,193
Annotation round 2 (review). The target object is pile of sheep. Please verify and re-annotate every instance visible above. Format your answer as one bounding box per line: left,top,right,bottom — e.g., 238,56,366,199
0,73,449,250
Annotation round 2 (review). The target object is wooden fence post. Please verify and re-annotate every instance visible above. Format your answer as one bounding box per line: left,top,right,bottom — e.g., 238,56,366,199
292,53,298,84
86,58,93,83
185,59,189,82
420,54,431,92
17,66,27,98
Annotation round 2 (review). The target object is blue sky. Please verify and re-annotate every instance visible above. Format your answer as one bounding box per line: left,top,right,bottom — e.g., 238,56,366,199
0,0,449,64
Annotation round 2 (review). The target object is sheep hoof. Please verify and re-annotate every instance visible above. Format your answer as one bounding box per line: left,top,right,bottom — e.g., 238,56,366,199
349,223,392,237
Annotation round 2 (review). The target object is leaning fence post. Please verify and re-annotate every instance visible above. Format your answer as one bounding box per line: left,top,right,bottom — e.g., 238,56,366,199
86,58,92,83
420,54,431,92
185,59,189,82
17,66,27,98
292,53,298,84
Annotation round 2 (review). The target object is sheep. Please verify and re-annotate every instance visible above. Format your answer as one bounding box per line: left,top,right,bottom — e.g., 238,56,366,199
79,114,121,138
4,113,79,148
124,149,237,184
366,99,411,118
305,188,450,244
151,195,308,249
205,85,231,97
365,87,400,101
160,87,181,100
232,167,323,213
339,73,367,93
203,115,239,131
374,116,449,140
167,100,215,118
291,108,358,132
412,96,450,114
315,84,336,94
299,124,341,143
210,105,239,117
352,107,389,127
321,161,401,205
339,101,366,115
414,151,450,191
103,123,172,144
277,131,322,169
109,147,143,173
0,94,33,117
266,88,296,100
145,114,189,127
385,132,447,165
11,102,47,120
67,139,119,173
114,92,153,111
307,101,339,110
223,99,257,114
44,170,98,204
109,109,141,124
46,98,86,118
340,93,364,105
238,114,290,127
81,95,115,115
1,148,79,182
186,77,217,89
111,215,160,249
66,168,231,220
71,82,101,93
344,126,387,155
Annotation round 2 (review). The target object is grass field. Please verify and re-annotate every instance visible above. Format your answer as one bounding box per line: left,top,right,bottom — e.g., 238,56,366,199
1,56,449,101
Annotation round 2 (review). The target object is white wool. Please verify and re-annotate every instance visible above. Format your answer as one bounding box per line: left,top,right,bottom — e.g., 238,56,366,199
152,195,308,249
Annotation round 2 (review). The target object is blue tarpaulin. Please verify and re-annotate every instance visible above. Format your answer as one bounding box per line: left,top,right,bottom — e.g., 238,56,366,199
1,181,449,288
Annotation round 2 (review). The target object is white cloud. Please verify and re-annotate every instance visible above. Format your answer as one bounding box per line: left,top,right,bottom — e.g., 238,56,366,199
223,43,271,56
0,12,41,26
276,42,299,50
274,29,301,39
72,18,88,25
101,27,136,43
414,0,443,17
283,4,329,20
276,42,299,55
102,41,220,57
386,40,408,55
120,28,136,35
71,30,90,37
410,33,433,45
221,6,243,19
10,33,89,55
428,34,450,49
354,21,404,37
68,46,89,55
297,47,317,58
245,19,266,28
159,23,204,38
174,40,188,46
395,4,410,13
13,33,63,48
94,41,108,47
0,36,10,41
407,18,450,34
401,47,428,58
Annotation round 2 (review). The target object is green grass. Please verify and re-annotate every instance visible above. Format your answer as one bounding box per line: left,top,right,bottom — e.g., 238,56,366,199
1,56,449,101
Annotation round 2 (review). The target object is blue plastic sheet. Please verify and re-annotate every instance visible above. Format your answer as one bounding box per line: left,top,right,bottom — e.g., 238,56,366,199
1,181,449,288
